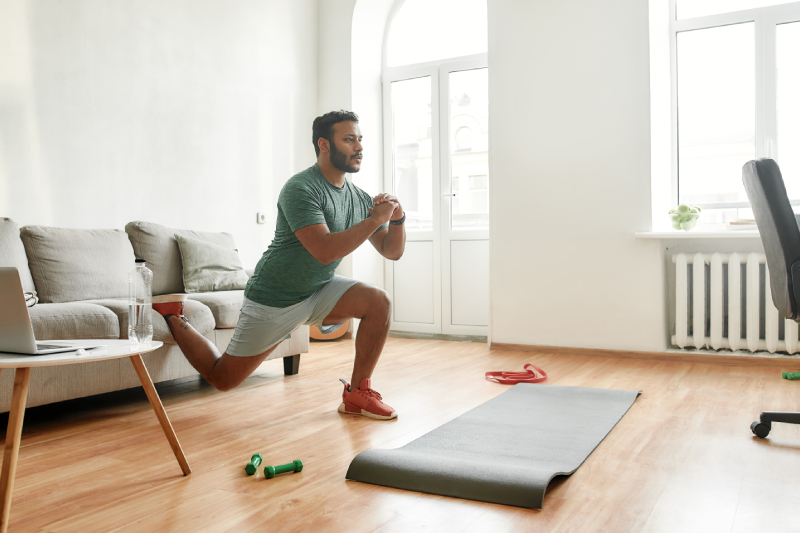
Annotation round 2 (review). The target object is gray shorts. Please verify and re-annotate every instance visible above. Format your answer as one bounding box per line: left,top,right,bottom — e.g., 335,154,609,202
225,275,358,357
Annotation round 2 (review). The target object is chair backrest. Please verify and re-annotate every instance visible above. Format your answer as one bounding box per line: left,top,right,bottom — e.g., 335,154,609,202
742,158,800,320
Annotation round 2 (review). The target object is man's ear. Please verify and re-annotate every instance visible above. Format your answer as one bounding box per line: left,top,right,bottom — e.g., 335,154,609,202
318,137,330,155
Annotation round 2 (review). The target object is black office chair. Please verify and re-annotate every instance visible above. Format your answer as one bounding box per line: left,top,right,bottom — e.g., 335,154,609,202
742,158,800,438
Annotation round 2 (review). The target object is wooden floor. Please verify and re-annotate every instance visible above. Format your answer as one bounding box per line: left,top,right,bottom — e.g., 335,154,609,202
2,337,800,532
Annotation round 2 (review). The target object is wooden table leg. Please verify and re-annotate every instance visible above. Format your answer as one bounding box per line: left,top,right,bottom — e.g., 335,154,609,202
129,355,191,476
0,367,31,533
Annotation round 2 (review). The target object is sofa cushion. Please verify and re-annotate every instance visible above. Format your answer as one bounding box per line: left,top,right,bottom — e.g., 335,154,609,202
20,226,136,303
85,298,215,344
0,218,36,293
28,302,120,340
126,221,241,296
186,290,244,328
176,235,249,293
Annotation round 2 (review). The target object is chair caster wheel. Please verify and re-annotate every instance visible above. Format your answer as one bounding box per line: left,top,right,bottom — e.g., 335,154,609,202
751,420,771,438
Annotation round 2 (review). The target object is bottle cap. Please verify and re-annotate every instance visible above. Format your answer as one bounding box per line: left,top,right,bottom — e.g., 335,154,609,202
135,258,146,264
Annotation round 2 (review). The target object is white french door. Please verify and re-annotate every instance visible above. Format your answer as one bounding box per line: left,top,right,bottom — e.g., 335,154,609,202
383,55,489,336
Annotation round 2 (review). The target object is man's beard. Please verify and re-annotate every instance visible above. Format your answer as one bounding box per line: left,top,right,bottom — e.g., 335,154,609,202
329,139,360,173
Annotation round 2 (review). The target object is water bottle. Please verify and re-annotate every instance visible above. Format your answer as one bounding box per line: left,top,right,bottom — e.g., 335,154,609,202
128,258,153,344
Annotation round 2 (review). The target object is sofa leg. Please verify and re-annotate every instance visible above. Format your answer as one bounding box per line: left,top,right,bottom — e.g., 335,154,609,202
283,354,300,376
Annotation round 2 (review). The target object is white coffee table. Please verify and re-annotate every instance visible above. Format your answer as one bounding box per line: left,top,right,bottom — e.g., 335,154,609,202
0,340,191,533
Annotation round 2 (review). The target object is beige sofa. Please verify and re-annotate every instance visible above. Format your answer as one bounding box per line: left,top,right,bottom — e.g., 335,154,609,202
0,218,308,412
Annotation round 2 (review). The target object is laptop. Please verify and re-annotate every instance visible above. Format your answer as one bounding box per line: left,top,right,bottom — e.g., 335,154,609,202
0,267,103,355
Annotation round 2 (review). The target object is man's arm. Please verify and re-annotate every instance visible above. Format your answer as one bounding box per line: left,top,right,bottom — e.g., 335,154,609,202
368,224,405,260
369,194,406,260
294,201,396,265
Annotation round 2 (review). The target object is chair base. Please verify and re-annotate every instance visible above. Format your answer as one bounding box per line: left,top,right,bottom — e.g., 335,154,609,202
750,411,800,438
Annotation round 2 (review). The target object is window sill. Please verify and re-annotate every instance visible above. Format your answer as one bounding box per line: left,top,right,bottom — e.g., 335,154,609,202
635,229,760,239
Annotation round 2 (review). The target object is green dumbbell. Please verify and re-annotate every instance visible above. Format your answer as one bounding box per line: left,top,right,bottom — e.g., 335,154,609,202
264,459,303,479
245,454,263,475
782,371,800,380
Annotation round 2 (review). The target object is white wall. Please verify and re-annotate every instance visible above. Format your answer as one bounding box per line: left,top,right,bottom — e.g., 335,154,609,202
351,0,394,291
0,0,319,268
319,0,356,280
488,0,666,351
318,0,356,114
318,0,392,290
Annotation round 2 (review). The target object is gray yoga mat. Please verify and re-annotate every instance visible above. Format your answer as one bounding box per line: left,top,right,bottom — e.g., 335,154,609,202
346,384,640,509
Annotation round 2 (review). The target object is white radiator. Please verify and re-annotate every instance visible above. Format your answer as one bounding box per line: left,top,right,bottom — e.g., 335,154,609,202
672,252,799,354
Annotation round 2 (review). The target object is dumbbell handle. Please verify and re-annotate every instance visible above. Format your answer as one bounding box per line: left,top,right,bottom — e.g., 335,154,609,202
245,454,263,475
264,459,303,479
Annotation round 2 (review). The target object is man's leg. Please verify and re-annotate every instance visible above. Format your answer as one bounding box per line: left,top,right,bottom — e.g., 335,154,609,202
321,282,391,387
164,317,277,391
323,282,396,419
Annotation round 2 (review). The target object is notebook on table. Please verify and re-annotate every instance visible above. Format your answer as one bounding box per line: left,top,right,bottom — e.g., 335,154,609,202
0,267,103,355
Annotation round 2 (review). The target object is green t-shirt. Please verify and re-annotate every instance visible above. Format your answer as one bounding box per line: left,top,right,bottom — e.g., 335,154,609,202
245,164,386,308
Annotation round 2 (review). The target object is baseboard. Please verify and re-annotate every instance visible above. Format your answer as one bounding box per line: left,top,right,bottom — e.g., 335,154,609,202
490,343,800,369
389,331,487,343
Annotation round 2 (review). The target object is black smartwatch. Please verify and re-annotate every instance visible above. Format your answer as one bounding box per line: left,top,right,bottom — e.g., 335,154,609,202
390,211,406,225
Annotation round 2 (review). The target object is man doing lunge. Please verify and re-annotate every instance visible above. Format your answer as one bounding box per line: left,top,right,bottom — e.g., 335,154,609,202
153,110,406,420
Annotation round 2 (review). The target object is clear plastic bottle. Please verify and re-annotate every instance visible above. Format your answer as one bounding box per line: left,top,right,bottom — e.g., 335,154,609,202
128,258,153,344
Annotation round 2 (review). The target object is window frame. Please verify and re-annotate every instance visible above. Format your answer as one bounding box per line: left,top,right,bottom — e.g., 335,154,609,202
382,54,489,239
669,0,800,210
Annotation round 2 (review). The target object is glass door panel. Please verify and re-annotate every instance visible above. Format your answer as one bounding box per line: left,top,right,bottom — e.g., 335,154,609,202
449,68,489,231
391,76,433,232
777,21,800,201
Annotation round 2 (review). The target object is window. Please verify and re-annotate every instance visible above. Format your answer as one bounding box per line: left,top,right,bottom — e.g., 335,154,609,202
677,0,797,19
670,1,800,224
455,127,473,152
384,0,489,232
390,76,432,229
468,175,489,214
386,0,487,67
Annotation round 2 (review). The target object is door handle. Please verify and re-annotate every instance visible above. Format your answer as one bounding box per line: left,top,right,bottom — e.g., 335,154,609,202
442,193,457,197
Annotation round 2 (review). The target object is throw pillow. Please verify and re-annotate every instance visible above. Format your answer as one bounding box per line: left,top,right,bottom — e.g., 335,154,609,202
125,221,241,295
20,226,136,303
175,234,249,293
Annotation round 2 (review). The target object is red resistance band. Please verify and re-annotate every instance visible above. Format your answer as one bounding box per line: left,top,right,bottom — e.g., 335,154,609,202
485,363,548,385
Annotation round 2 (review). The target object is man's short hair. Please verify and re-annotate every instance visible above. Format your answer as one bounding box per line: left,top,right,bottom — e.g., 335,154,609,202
312,110,359,157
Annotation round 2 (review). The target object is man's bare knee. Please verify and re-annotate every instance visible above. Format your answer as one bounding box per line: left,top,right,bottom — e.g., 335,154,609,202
371,288,391,320
208,366,249,391
211,376,246,392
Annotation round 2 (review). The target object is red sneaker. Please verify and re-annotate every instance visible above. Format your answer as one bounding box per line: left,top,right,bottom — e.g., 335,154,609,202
338,378,397,420
152,294,188,320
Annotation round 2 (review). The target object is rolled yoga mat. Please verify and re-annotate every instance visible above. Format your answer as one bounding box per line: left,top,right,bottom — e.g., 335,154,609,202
346,383,640,509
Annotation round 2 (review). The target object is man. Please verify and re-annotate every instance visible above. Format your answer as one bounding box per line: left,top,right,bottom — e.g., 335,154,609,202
153,110,406,420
